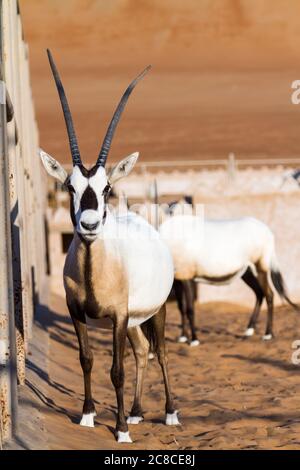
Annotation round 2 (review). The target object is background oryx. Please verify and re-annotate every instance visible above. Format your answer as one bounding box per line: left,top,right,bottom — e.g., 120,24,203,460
40,50,179,443
160,214,298,344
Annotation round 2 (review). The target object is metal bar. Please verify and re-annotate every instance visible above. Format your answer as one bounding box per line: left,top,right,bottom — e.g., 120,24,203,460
132,158,300,168
59,157,300,175
0,0,44,443
2,0,27,388
0,79,18,443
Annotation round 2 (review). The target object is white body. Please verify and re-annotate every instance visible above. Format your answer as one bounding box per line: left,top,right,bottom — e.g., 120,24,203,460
115,212,174,324
64,210,174,328
159,215,276,283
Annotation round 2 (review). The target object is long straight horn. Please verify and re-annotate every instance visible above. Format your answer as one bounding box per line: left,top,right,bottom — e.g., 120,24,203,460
96,65,151,167
47,49,82,166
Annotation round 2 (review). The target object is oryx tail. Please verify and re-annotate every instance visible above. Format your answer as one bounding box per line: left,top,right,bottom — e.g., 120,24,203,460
141,317,157,353
270,256,299,311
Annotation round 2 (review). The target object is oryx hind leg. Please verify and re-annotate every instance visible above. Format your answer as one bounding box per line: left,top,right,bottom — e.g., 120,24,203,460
174,279,189,343
68,302,96,427
182,280,199,346
242,268,264,337
151,304,180,426
127,325,149,424
257,269,274,341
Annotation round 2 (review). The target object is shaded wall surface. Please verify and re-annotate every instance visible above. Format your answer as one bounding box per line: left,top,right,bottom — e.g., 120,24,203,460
19,0,300,165
0,0,46,444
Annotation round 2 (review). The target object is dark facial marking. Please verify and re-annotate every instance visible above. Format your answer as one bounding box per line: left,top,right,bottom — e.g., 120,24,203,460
78,164,99,178
69,194,77,227
68,165,110,229
101,183,112,225
81,185,98,212
103,183,112,201
67,183,75,193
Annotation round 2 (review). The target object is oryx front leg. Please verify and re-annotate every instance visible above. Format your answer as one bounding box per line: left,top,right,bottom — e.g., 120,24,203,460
111,316,132,443
152,305,180,426
127,326,149,424
69,303,96,427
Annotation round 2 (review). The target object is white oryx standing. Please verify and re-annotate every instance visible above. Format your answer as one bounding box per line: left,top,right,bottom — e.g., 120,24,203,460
160,214,298,344
40,50,179,443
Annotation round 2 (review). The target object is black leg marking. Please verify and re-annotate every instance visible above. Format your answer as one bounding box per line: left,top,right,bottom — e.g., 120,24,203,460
151,304,177,419
127,326,149,422
68,302,96,423
174,280,189,341
182,280,198,343
242,267,264,336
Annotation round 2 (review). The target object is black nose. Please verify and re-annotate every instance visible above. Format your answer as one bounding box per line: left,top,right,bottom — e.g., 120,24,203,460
81,221,100,231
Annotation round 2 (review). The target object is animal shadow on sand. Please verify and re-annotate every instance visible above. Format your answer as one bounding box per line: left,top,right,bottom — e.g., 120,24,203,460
222,354,299,373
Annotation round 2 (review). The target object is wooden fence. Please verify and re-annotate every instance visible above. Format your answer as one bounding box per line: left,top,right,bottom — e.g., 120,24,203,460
0,0,47,445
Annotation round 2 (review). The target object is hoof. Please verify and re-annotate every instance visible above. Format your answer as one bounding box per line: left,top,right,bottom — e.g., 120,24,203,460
127,416,144,425
190,339,200,347
117,431,132,443
80,412,96,427
166,410,180,426
244,327,255,337
148,352,155,360
178,336,188,343
262,333,273,341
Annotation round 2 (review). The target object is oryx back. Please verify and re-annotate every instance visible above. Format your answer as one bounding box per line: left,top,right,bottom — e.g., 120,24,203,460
160,215,275,283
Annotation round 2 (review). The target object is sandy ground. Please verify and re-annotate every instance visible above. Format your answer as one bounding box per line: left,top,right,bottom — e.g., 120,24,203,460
11,292,299,450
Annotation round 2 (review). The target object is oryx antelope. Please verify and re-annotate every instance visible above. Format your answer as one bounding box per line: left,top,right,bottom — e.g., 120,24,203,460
40,50,179,443
160,214,298,344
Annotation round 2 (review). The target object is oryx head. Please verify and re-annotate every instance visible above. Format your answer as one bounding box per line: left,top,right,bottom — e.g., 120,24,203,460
40,49,150,242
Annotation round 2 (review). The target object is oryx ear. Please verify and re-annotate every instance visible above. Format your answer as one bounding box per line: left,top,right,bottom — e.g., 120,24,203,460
108,152,139,185
39,149,68,184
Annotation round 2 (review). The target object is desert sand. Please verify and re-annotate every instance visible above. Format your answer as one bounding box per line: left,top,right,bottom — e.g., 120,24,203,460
14,293,299,450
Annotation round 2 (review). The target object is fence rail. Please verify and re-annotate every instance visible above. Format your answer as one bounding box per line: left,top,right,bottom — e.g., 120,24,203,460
135,157,300,168
59,156,300,175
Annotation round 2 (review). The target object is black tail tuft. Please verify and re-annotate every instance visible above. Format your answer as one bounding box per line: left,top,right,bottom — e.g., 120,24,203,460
271,269,300,312
141,318,157,354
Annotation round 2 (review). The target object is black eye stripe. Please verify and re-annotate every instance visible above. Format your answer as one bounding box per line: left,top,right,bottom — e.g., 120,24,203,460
102,183,111,195
80,185,98,211
69,194,77,227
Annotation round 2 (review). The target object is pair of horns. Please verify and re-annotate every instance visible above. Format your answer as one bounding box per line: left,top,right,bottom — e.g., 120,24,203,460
47,49,151,167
